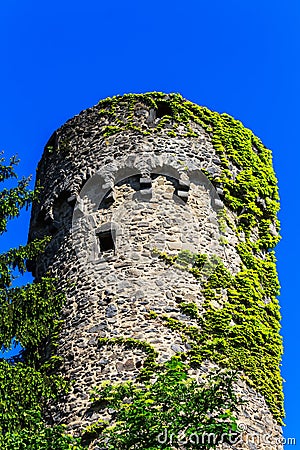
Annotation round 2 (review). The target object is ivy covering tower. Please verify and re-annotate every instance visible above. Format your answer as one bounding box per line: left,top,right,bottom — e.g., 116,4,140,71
25,92,283,449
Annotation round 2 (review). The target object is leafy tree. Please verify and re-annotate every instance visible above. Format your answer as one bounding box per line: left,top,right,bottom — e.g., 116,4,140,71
85,359,239,450
0,153,82,449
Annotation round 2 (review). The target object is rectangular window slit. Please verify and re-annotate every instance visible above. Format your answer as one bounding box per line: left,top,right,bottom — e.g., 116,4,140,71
97,230,115,252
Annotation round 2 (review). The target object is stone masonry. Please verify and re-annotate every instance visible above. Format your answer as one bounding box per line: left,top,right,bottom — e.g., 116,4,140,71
29,94,283,449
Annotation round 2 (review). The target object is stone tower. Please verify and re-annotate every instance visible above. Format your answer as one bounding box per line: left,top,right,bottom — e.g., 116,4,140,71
29,93,283,449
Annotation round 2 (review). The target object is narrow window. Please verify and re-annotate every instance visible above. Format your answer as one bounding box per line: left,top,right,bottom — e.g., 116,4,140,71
155,101,173,119
97,229,115,252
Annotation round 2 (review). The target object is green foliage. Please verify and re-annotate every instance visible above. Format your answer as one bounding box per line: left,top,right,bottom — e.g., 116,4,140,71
0,154,76,448
86,359,238,449
0,276,65,356
98,337,159,380
0,154,64,358
199,259,283,422
0,153,39,234
0,237,51,289
157,255,283,423
179,302,199,319
0,361,68,434
0,426,83,450
0,361,82,449
153,249,208,272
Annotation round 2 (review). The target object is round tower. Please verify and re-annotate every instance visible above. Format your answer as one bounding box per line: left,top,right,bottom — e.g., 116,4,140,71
29,93,283,449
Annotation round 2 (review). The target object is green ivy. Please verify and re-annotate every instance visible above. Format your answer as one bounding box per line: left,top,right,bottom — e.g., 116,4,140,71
98,337,159,380
157,253,283,423
85,358,239,449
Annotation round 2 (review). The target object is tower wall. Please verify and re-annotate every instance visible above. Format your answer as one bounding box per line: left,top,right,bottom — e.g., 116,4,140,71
29,93,283,449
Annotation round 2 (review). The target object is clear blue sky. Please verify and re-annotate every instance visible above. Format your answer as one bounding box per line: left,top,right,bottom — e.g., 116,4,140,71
0,0,299,445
